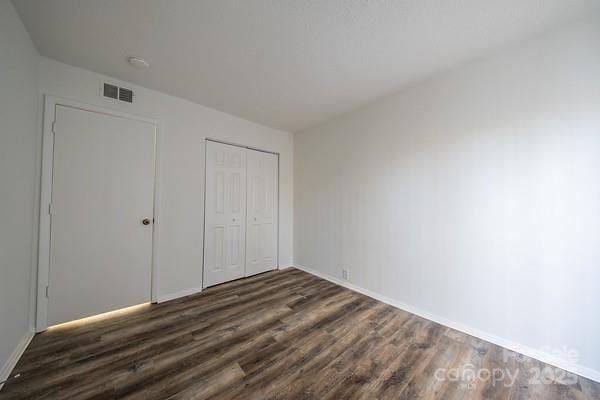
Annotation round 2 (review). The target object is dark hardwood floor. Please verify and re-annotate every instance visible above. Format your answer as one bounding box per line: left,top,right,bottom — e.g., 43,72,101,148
1,268,598,399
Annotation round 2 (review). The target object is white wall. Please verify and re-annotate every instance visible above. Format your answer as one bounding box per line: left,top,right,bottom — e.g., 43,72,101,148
0,0,39,380
38,57,294,301
295,14,600,379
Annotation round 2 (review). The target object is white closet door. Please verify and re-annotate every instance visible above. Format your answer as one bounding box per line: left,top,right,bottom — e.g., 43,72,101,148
246,149,278,276
48,105,156,327
204,141,247,287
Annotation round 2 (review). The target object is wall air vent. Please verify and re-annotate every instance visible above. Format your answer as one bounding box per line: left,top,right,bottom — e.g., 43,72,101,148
102,82,134,104
118,87,134,103
103,83,118,100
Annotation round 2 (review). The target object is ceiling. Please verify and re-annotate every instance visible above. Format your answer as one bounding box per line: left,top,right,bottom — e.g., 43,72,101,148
13,0,600,132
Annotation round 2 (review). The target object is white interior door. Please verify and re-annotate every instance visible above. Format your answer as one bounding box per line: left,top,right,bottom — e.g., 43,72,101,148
246,149,278,276
203,141,247,287
48,105,156,326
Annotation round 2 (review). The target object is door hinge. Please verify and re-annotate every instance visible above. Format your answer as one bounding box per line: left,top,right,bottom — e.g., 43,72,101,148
48,203,53,215
45,285,50,298
51,120,56,134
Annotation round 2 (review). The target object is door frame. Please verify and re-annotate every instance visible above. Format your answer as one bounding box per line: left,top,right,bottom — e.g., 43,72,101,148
202,138,280,289
36,95,161,332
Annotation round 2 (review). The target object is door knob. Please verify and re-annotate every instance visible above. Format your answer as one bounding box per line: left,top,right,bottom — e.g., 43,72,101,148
142,218,152,225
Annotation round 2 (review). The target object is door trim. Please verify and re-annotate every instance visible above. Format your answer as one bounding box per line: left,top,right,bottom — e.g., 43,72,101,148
202,138,280,289
36,95,161,332
205,137,280,155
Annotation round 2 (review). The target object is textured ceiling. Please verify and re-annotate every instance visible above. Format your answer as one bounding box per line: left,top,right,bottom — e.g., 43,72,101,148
12,0,600,132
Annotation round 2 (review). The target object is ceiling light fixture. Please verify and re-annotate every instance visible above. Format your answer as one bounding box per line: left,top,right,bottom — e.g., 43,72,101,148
128,56,150,70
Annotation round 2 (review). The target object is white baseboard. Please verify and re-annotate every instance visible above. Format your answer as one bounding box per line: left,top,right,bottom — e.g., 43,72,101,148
157,286,203,303
158,266,295,303
0,331,34,391
294,264,600,384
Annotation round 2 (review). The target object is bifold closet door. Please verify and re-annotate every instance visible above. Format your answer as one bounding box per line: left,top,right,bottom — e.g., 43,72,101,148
246,149,278,276
204,141,247,287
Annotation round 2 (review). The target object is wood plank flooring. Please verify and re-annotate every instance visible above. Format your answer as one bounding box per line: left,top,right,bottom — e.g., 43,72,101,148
1,268,598,399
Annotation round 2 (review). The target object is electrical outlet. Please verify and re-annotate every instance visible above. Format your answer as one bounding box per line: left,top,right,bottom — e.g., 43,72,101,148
342,269,349,281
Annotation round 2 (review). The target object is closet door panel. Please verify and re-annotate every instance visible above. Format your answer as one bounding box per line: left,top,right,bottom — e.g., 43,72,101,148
204,141,247,287
246,149,278,276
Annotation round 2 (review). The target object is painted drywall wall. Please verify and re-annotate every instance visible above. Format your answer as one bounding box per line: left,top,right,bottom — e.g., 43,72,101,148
0,0,38,381
295,14,600,379
38,57,294,301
